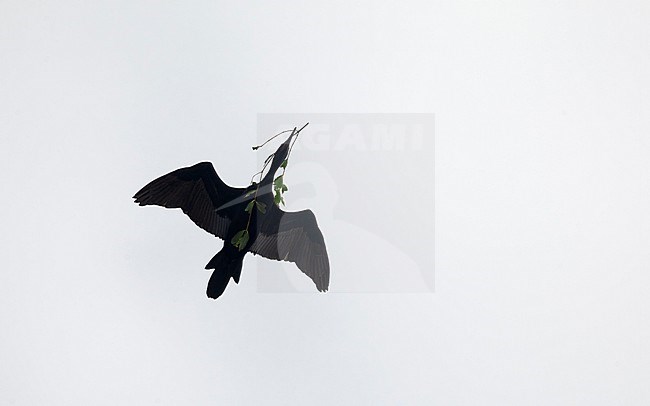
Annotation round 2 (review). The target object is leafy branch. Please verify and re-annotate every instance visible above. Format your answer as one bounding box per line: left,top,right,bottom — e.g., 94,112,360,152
231,123,308,250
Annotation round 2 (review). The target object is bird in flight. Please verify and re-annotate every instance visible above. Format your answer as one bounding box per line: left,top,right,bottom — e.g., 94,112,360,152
133,128,330,299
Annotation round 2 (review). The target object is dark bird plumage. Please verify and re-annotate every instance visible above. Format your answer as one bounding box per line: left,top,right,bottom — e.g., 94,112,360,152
133,134,330,299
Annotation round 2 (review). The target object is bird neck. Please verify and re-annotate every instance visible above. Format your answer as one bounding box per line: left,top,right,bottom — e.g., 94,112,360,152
261,157,284,185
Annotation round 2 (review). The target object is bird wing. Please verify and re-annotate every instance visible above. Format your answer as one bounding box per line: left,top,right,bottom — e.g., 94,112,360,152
249,205,330,291
133,162,246,239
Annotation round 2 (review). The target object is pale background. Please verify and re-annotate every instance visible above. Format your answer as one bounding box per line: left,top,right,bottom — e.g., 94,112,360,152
1,1,649,405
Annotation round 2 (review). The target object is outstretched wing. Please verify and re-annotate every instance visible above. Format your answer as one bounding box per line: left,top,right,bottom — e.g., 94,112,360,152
249,205,330,291
133,162,246,239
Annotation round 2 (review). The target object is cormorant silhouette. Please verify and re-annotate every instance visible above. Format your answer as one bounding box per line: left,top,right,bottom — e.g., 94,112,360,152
133,132,330,299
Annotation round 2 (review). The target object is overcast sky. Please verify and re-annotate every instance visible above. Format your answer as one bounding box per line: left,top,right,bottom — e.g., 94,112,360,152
1,1,649,405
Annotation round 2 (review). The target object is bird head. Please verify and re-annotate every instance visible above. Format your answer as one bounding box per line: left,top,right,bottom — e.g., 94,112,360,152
273,133,294,164
260,124,308,184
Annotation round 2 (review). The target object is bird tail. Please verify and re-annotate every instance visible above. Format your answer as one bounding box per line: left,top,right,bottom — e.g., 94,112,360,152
205,251,243,299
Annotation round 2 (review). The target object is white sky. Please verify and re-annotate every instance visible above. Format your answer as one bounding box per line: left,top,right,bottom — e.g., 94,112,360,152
1,1,649,405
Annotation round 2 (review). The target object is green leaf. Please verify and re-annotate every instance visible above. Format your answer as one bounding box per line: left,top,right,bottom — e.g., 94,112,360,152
239,231,249,249
256,201,267,214
231,229,249,251
245,190,256,197
245,200,255,213
231,230,244,246
274,175,283,188
274,193,282,205
281,184,288,192
280,159,288,169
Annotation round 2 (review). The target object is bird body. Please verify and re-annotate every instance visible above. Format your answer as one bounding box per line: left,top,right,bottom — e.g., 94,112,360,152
133,134,330,299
